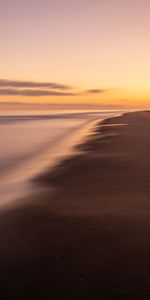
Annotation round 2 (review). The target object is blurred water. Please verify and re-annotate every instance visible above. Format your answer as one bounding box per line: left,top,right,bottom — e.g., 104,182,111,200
0,110,121,207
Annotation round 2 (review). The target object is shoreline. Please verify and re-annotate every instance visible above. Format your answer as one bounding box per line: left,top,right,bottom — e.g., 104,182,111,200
1,111,150,299
33,112,125,194
33,112,123,186
0,114,111,209
0,112,119,210
30,111,123,182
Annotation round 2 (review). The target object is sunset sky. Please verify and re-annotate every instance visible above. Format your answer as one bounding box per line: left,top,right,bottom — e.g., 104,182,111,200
1,0,150,108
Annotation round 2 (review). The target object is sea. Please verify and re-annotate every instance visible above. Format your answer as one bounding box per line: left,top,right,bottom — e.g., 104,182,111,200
0,109,122,207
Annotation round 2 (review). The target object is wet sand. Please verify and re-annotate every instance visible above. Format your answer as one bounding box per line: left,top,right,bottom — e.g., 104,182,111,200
1,111,150,299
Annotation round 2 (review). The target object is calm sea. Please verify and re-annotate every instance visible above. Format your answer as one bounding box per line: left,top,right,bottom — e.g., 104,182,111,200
0,110,122,207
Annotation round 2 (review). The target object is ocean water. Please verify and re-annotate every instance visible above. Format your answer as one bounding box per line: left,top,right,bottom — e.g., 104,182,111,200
0,110,121,207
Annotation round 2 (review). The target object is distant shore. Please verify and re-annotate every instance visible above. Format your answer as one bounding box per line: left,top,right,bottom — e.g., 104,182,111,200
1,111,150,299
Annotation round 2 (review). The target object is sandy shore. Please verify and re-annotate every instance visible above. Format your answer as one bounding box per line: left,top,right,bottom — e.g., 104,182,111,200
1,111,150,299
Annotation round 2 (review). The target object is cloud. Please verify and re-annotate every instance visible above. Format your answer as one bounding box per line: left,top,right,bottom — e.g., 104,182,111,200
0,79,112,97
0,79,72,90
84,89,109,94
0,88,75,97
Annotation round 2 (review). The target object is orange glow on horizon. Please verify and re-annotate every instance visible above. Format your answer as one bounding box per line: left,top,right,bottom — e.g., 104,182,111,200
1,1,150,108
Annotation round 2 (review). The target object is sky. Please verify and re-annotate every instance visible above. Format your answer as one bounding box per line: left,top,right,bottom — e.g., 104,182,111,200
1,0,150,108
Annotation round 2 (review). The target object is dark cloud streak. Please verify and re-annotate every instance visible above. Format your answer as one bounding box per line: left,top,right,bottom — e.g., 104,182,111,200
0,88,75,97
0,79,72,90
0,79,112,97
85,89,109,94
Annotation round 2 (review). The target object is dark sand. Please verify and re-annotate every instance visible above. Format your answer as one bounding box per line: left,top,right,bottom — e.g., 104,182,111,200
1,111,150,299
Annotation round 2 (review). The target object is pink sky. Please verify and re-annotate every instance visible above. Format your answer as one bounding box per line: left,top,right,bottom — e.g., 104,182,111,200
1,0,150,106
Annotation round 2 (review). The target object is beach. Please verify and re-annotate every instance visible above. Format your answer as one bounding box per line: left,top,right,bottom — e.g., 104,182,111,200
0,110,115,206
0,110,150,299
